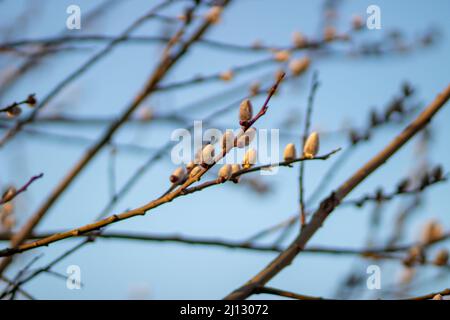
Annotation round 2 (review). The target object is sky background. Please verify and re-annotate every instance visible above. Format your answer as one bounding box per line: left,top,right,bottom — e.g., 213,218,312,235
0,0,449,299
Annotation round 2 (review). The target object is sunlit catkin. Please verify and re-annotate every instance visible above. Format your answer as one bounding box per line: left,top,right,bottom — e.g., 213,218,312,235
242,148,257,169
239,99,253,122
218,164,232,181
303,132,319,158
283,143,296,161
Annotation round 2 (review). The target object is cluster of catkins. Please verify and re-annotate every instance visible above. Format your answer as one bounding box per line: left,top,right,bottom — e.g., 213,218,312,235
169,99,261,186
282,131,320,163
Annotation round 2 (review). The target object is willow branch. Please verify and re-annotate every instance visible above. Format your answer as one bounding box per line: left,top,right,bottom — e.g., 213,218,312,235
224,83,450,300
0,0,231,275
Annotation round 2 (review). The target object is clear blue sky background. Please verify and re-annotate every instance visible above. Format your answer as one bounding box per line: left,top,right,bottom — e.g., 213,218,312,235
0,0,449,299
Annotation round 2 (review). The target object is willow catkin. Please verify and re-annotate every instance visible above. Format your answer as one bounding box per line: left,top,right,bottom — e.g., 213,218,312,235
242,148,257,169
231,164,241,183
303,132,320,158
289,57,310,76
218,164,232,181
169,167,186,184
239,99,253,122
283,143,297,161
420,219,444,244
204,6,222,24
236,127,256,148
221,131,235,152
273,50,290,62
201,144,215,165
433,249,449,266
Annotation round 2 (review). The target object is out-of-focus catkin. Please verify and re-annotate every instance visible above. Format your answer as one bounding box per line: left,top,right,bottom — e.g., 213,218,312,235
420,220,444,244
205,6,222,24
433,249,449,266
289,57,310,76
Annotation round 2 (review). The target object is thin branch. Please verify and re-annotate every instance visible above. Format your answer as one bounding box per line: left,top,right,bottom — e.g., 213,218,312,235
0,173,44,205
254,286,328,300
299,71,320,227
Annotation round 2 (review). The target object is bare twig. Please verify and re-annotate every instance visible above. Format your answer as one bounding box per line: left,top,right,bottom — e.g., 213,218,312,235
0,173,44,205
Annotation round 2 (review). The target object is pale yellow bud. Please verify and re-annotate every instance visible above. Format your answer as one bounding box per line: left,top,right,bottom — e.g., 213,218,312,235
220,70,234,82
242,148,257,169
221,131,235,152
303,132,319,158
169,167,186,184
289,57,310,76
283,143,297,162
205,6,222,24
201,144,215,165
218,164,232,180
239,99,253,122
432,294,443,300
274,50,291,62
236,128,256,148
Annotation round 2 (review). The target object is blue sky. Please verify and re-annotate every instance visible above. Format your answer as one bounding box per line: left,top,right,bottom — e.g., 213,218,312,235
0,0,449,299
